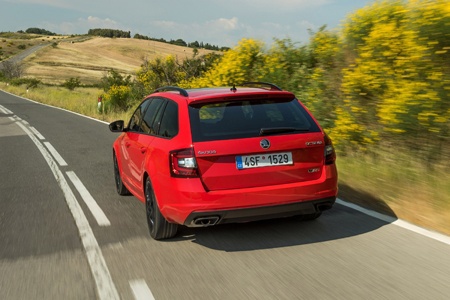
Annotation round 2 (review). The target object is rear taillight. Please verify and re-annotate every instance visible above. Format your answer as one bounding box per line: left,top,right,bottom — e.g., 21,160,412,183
170,148,198,178
324,134,336,165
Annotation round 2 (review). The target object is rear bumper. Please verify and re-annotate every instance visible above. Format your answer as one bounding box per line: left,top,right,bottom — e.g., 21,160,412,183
183,197,336,227
155,164,338,225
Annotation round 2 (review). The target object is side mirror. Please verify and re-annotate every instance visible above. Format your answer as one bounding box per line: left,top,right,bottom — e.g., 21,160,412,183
109,120,125,132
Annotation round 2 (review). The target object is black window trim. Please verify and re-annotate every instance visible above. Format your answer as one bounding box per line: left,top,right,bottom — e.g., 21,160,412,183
132,96,179,139
127,98,152,132
157,98,179,139
139,96,166,136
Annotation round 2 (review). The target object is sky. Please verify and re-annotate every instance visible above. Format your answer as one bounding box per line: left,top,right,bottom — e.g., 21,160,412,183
0,0,373,48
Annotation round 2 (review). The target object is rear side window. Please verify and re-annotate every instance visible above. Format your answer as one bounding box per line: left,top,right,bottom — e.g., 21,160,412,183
158,100,179,138
142,98,165,135
189,98,320,142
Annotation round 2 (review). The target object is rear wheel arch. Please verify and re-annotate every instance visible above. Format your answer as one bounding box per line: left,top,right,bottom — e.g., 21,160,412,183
142,172,164,215
144,176,178,240
142,156,162,204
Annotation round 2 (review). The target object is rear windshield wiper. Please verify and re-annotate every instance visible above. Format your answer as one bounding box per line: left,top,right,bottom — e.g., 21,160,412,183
259,127,310,136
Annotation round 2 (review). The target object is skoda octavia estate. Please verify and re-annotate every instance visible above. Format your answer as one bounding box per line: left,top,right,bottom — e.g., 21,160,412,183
109,82,338,240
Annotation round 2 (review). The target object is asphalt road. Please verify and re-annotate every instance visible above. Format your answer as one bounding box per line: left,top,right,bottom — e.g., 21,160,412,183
1,90,449,300
0,43,50,71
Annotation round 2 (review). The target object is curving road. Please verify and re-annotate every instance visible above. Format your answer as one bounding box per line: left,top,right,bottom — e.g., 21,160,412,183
0,90,449,300
0,43,50,70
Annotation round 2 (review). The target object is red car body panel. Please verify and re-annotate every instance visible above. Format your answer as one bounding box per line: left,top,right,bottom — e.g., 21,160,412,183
112,85,338,228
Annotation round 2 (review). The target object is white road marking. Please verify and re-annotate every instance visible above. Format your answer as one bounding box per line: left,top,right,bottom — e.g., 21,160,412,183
30,126,45,140
0,104,13,114
66,171,111,227
337,198,450,246
21,119,29,125
14,120,120,300
130,279,156,300
44,141,68,166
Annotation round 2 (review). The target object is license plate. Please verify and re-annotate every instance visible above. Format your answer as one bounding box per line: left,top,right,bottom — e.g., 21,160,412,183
236,152,293,169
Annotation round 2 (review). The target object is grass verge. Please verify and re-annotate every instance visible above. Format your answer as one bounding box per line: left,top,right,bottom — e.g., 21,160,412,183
337,149,450,236
0,83,134,122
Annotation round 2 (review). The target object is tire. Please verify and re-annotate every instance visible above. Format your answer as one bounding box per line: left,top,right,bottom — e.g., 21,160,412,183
145,178,178,240
302,212,322,221
113,153,130,195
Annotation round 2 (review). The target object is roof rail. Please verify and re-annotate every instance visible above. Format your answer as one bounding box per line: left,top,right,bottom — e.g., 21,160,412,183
153,86,189,97
240,82,282,91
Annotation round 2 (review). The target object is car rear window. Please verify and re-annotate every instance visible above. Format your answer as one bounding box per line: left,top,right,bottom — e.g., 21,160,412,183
189,98,320,142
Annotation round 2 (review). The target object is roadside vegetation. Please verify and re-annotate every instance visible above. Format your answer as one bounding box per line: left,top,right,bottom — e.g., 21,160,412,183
1,0,448,235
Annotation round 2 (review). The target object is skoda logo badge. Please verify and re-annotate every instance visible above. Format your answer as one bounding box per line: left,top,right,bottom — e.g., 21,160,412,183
260,139,270,149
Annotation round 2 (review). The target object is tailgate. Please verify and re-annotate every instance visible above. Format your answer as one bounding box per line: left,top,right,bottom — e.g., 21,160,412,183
194,132,325,191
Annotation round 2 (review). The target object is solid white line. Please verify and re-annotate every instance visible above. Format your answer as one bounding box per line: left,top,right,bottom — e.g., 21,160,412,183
337,198,450,246
0,104,13,114
391,219,450,246
66,171,111,227
43,141,68,166
30,126,45,140
15,121,120,300
336,199,396,224
130,279,156,300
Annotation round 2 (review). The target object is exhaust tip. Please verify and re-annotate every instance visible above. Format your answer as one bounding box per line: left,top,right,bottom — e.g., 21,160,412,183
316,203,333,212
192,216,220,227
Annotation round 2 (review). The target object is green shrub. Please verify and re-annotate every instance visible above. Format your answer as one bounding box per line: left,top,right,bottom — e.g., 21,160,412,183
9,77,41,88
62,77,81,90
102,85,132,110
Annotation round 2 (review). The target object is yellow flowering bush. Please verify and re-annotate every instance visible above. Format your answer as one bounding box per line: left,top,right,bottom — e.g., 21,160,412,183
102,85,132,111
336,0,449,153
181,38,267,88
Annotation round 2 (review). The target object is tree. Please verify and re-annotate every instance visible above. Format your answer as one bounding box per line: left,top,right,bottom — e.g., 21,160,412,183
100,69,132,92
332,0,449,157
136,52,220,93
170,39,187,47
88,29,131,38
137,56,184,91
100,70,136,110
183,38,266,88
1,60,24,79
63,77,81,90
25,28,56,36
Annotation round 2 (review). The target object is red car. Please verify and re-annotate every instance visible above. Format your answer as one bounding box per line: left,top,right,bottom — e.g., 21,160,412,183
109,82,338,240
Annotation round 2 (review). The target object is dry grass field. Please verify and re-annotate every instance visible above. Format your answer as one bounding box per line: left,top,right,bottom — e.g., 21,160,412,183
22,37,217,84
0,33,68,60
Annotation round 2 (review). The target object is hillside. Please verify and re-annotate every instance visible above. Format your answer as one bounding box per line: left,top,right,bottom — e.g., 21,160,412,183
10,36,217,85
0,32,68,60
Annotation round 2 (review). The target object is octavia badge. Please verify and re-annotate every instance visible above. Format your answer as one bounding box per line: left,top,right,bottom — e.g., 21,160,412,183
260,139,270,149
